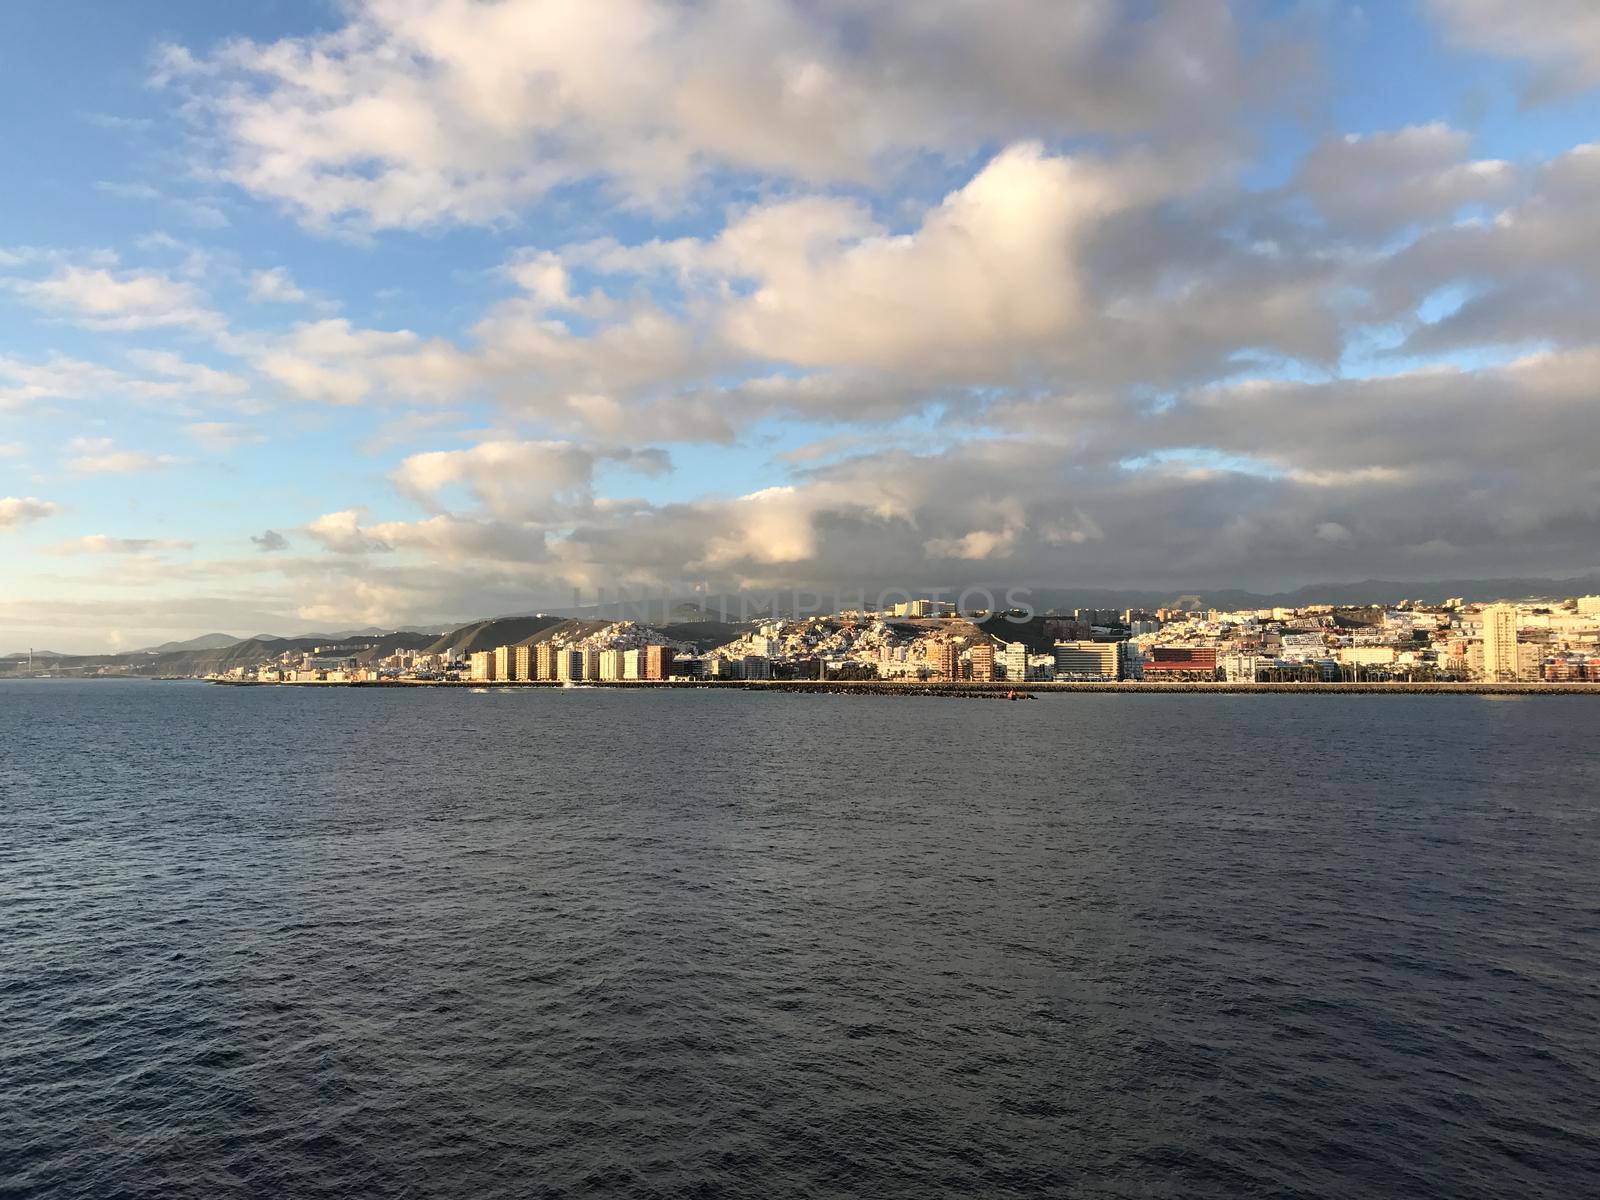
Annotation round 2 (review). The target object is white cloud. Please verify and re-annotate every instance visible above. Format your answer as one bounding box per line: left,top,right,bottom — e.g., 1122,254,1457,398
124,350,250,399
328,140,1339,439
293,578,418,627
391,438,668,520
46,534,194,555
0,354,124,411
160,0,1284,230
94,180,162,201
1295,124,1515,235
1428,0,1600,96
0,496,59,530
304,509,393,554
183,422,264,451
0,349,246,415
711,143,1180,375
253,318,422,405
1368,142,1600,352
64,437,179,475
12,265,222,331
248,267,309,304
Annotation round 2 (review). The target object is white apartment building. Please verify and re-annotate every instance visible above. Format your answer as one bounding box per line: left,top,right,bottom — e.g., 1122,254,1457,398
1053,640,1119,679
1221,653,1263,682
1481,604,1520,681
1004,641,1029,681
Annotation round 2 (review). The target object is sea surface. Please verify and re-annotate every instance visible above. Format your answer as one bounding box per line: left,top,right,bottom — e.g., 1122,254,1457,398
2,680,1598,1198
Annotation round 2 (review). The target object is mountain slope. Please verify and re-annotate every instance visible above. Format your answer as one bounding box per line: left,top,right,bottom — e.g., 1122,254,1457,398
424,615,570,657
137,632,242,654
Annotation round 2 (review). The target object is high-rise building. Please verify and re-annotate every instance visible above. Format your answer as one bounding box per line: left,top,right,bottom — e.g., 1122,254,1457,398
645,645,675,680
556,649,583,681
598,649,624,681
742,654,772,680
1481,604,1520,681
1053,640,1120,679
925,640,958,681
494,645,515,681
581,648,600,681
1118,641,1145,680
1004,641,1029,681
623,648,643,680
514,644,533,680
469,650,495,681
1576,595,1600,617
968,641,995,682
535,643,556,681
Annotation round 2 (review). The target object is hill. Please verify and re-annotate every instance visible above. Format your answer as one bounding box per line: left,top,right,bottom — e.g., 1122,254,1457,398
657,620,756,651
972,613,1091,653
421,615,748,658
423,615,570,657
137,632,242,654
0,631,439,677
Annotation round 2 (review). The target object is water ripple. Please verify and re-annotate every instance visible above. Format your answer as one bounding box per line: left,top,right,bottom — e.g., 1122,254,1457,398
2,681,1597,1198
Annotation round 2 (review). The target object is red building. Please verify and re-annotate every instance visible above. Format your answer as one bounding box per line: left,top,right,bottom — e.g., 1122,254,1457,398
1144,647,1219,676
968,642,995,682
645,645,675,681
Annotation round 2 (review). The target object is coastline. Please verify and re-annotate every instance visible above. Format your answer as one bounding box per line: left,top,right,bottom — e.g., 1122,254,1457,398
208,678,1600,696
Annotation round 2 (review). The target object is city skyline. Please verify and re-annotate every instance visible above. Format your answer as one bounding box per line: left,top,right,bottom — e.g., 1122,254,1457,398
7,1,1600,653
12,590,1600,689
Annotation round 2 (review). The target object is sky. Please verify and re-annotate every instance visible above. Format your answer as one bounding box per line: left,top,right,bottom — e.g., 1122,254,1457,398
4,0,1600,652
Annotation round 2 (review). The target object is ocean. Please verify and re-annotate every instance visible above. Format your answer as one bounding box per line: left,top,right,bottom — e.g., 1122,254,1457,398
2,680,1597,1197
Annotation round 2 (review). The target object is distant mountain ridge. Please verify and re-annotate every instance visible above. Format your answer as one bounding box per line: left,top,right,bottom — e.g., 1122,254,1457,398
421,614,757,658
136,633,242,654
1,632,437,677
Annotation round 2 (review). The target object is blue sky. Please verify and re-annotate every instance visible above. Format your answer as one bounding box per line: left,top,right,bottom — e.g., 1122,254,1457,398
4,0,1600,651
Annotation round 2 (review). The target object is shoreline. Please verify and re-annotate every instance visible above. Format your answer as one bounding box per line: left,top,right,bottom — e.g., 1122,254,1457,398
209,678,1600,696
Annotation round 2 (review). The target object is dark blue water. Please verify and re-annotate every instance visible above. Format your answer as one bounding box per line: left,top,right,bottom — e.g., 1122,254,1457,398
2,681,1598,1198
